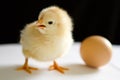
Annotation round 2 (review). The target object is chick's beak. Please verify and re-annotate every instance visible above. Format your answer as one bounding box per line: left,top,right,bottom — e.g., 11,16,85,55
36,20,46,29
38,24,46,29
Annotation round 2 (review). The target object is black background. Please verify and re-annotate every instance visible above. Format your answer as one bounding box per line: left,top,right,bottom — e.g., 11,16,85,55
0,0,120,44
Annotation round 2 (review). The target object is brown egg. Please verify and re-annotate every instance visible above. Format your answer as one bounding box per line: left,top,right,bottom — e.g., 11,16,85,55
80,35,112,68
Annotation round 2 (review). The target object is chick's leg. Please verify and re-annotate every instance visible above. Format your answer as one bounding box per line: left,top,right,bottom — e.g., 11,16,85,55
16,58,38,74
49,61,69,74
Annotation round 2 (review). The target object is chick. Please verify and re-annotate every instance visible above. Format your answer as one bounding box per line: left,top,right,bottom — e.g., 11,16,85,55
17,6,73,74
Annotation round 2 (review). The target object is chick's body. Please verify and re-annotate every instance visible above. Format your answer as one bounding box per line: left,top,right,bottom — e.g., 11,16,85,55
20,6,73,61
17,6,73,74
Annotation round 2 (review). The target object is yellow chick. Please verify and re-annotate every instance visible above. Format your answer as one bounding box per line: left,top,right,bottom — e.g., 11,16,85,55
17,6,73,74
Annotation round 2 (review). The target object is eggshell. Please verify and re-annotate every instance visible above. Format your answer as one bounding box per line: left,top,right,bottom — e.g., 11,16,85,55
80,35,112,68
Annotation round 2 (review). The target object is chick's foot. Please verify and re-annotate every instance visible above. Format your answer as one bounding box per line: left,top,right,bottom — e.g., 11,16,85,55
16,58,38,74
49,61,69,74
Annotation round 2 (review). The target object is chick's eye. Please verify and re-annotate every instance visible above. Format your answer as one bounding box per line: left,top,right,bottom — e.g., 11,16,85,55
48,21,53,25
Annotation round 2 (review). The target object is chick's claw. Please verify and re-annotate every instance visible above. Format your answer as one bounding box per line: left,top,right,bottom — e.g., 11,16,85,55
29,66,38,70
16,65,38,74
16,58,38,74
16,66,31,73
49,61,69,74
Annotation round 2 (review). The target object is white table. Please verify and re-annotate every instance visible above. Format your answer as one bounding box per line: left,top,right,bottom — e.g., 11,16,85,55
0,43,120,80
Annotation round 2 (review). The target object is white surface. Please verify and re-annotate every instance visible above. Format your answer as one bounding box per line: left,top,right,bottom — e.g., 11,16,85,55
0,43,120,80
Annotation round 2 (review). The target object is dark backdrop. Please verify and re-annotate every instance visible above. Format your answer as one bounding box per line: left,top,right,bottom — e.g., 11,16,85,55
0,0,120,44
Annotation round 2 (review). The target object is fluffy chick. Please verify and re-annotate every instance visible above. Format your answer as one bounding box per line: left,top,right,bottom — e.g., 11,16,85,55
17,6,73,74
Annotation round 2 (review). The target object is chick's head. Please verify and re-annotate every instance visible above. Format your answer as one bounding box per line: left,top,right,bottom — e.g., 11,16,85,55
36,6,73,35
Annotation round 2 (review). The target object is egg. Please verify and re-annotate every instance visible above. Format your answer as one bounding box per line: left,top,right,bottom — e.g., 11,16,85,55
80,35,112,68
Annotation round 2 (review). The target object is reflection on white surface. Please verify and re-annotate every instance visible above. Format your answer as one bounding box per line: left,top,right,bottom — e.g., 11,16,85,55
0,43,120,80
0,64,98,80
111,45,120,70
